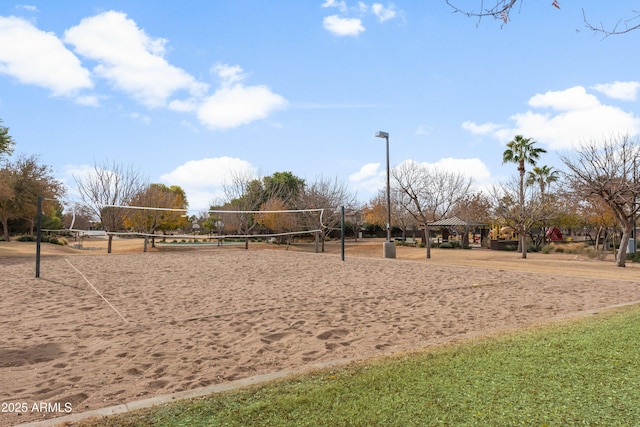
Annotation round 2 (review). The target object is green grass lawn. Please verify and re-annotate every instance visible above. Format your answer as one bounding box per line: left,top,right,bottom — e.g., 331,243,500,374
79,305,640,426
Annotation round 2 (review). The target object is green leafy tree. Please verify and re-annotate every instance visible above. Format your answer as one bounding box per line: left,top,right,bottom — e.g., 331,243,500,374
124,183,189,251
263,171,305,206
0,119,15,158
219,171,306,249
0,155,64,240
502,135,547,258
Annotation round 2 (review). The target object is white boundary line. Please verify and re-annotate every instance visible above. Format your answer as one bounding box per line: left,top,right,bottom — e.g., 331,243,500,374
66,259,129,325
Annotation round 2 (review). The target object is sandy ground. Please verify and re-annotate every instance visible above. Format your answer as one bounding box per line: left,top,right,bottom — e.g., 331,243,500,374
1,238,639,426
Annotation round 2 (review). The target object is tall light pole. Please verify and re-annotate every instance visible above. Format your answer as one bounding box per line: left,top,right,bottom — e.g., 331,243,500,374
375,131,396,258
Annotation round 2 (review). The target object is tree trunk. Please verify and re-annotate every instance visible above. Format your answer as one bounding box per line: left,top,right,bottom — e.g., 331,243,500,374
519,163,527,259
1,216,10,241
595,226,603,251
616,226,632,267
107,235,113,254
425,223,431,259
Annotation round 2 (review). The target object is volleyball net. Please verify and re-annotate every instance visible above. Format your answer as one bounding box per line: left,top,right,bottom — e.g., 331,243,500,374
64,205,326,241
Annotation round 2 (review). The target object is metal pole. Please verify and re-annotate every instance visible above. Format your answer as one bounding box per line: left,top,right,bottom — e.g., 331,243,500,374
341,206,345,261
634,157,637,253
35,195,43,278
385,135,391,243
376,131,395,258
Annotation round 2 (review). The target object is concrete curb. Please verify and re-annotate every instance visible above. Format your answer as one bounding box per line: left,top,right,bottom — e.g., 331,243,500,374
15,358,355,427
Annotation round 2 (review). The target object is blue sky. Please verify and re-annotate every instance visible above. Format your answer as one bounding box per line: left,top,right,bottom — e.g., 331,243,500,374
1,1,639,212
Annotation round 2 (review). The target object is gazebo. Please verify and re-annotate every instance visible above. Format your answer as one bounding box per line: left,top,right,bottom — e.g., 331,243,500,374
427,216,488,246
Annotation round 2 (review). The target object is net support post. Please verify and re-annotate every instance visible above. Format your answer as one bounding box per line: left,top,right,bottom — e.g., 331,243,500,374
35,195,43,278
340,206,345,261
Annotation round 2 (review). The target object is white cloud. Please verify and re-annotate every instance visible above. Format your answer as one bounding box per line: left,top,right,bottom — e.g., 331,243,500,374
350,157,493,200
322,0,348,13
0,16,92,96
196,64,288,129
528,86,600,111
462,85,640,150
323,15,365,36
461,121,501,135
213,63,246,86
372,3,396,22
63,11,208,108
321,2,400,36
428,157,492,186
349,162,384,195
74,94,100,106
16,5,39,12
415,124,433,135
1,12,287,131
129,112,151,124
197,84,287,130
159,157,257,211
592,81,640,101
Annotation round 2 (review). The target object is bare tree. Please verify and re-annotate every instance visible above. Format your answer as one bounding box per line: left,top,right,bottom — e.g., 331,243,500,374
74,161,146,253
447,1,640,36
452,191,493,247
298,175,356,251
561,135,640,267
219,169,264,249
490,176,549,252
392,160,474,259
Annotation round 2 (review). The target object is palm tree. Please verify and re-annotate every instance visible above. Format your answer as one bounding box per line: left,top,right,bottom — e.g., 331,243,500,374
527,165,559,246
526,165,559,195
502,135,547,258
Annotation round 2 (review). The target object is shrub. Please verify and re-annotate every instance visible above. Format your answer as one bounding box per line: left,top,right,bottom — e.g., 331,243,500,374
17,235,65,245
503,245,517,251
541,245,552,254
439,242,454,249
585,247,607,260
554,246,565,253
46,236,63,245
626,251,640,263
527,244,540,253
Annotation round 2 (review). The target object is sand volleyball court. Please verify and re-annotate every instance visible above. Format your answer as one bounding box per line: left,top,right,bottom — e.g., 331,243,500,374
1,241,639,425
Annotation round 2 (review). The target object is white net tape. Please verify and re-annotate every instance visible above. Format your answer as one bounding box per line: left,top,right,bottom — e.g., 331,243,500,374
66,205,326,241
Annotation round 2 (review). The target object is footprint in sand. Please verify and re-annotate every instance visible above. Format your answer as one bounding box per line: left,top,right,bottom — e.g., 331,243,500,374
316,329,350,340
260,332,288,344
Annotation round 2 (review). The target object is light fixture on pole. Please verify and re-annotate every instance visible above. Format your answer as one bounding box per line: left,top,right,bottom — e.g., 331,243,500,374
375,131,396,259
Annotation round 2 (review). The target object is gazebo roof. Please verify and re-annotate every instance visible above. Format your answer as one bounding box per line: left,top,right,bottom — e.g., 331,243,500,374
427,216,487,227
